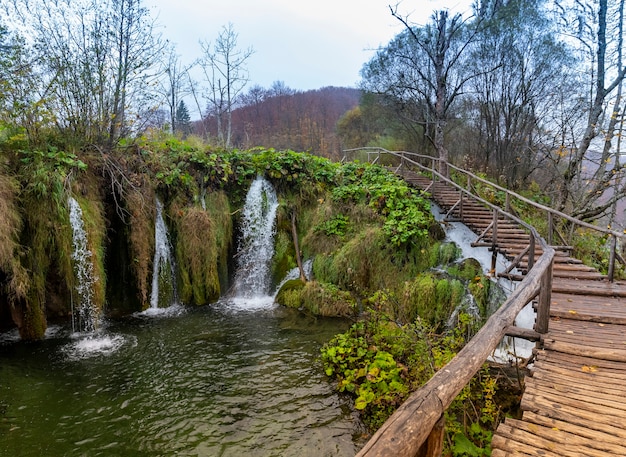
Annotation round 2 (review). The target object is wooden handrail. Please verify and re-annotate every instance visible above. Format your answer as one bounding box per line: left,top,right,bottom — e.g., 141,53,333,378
343,147,626,281
342,147,560,455
356,250,555,456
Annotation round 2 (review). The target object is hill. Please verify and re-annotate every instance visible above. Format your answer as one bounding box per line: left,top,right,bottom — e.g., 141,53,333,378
197,86,360,158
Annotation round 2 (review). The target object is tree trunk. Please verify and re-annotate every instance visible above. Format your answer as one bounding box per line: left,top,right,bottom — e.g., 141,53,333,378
291,211,306,282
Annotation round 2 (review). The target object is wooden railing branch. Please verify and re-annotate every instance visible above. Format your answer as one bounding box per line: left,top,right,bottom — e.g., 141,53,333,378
342,147,560,456
356,250,553,457
343,147,625,282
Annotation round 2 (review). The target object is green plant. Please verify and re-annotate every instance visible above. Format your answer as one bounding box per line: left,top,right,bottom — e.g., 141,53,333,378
315,214,350,237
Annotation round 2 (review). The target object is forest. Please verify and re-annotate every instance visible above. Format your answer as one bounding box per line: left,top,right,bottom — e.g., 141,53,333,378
0,0,625,455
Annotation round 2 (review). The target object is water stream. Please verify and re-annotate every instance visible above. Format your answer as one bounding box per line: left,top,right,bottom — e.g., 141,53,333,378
232,176,280,300
68,196,99,333
150,197,178,309
0,307,359,456
431,204,535,361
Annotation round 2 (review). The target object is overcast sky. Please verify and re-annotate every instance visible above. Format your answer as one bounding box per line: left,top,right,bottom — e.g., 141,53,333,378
147,0,473,92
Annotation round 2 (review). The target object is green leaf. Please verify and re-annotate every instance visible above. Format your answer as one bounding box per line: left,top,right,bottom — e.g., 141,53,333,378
452,433,482,457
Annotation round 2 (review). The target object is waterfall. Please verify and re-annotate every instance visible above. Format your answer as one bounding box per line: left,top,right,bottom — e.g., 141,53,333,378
150,197,177,308
232,176,279,298
68,197,99,332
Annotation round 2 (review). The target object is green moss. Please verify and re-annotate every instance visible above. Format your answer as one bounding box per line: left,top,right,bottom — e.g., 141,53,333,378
298,281,356,317
271,231,296,285
275,279,306,308
439,242,461,266
400,274,466,329
170,189,233,306
276,279,357,317
203,190,233,293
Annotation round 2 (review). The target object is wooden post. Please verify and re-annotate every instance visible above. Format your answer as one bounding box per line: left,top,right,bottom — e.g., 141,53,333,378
547,212,553,246
528,234,535,270
416,414,445,457
491,210,498,274
535,258,553,334
608,234,617,282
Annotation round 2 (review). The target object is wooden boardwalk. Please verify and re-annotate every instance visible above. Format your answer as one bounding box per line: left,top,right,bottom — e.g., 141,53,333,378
400,171,626,457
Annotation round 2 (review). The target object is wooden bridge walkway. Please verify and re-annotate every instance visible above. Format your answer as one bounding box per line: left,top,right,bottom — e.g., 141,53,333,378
401,171,626,456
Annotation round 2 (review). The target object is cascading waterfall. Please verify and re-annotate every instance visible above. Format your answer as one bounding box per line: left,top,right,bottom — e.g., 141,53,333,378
150,197,178,308
68,196,99,332
232,176,279,298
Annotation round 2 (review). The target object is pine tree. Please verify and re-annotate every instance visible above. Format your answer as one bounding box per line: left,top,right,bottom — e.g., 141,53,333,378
175,100,191,137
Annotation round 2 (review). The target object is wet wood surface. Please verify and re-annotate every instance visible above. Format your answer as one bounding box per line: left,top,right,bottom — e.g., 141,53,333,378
400,170,626,456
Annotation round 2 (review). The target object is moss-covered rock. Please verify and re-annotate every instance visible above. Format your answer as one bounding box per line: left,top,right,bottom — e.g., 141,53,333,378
277,280,356,317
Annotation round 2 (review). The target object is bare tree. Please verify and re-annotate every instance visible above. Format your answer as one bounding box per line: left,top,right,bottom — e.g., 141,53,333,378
156,45,193,135
468,0,573,187
199,23,254,147
362,5,484,177
552,0,626,222
6,0,164,148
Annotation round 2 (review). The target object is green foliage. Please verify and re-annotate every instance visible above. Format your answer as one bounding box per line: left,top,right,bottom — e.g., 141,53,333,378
321,310,489,430
320,315,418,428
19,147,86,200
331,163,431,246
314,214,350,237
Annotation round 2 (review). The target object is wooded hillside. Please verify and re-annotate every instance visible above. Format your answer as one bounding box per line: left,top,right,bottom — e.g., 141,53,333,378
197,87,360,158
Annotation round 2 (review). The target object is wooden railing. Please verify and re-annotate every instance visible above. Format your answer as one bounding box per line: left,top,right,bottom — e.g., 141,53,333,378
341,147,558,456
343,147,626,282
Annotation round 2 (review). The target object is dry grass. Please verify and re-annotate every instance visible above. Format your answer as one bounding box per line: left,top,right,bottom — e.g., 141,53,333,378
127,187,155,307
174,190,232,305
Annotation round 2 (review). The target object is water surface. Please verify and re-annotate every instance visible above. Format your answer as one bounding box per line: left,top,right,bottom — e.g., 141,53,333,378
0,302,363,456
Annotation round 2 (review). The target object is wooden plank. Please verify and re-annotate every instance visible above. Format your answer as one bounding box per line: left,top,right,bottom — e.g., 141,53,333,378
522,410,626,448
531,370,626,397
520,397,626,443
542,339,626,361
552,279,626,297
532,360,626,385
502,418,626,455
491,450,535,457
521,391,626,428
525,376,626,412
547,325,626,346
536,348,626,373
494,423,599,457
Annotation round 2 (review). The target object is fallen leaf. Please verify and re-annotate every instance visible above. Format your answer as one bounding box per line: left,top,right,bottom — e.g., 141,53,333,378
581,365,598,373
566,330,574,334
598,323,605,327
567,298,573,302
568,310,578,315
552,427,560,431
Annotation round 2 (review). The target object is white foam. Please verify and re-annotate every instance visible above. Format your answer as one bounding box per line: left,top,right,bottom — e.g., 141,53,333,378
63,333,134,360
136,303,186,318
225,295,276,312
